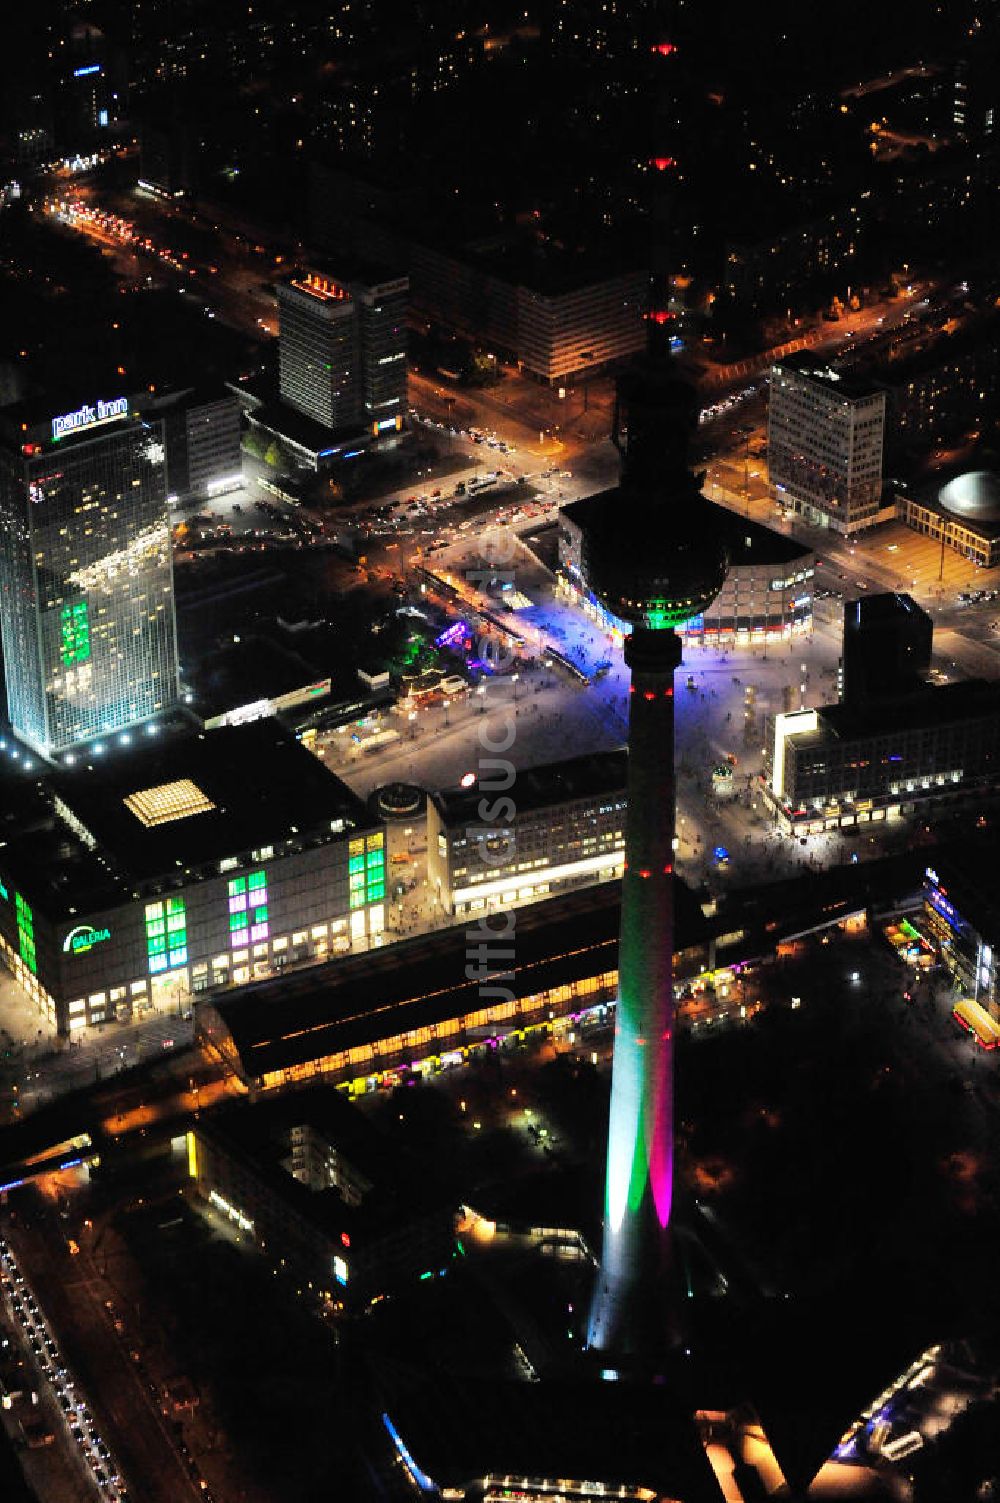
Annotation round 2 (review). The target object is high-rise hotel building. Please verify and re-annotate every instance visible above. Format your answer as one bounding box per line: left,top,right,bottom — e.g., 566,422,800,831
0,394,180,758
276,265,408,436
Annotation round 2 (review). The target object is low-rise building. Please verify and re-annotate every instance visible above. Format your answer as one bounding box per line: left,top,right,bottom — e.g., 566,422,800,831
897,470,1000,570
559,497,815,644
920,847,998,1022
0,722,386,1033
187,1087,456,1307
427,751,627,919
922,853,1000,1020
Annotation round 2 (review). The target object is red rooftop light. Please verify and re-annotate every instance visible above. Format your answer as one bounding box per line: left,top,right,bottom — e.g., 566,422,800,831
651,156,677,171
652,42,677,55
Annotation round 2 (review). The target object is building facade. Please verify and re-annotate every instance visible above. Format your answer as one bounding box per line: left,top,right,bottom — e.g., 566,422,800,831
277,274,362,431
0,396,180,758
187,1091,456,1309
0,723,387,1033
766,682,1000,835
427,752,627,918
277,266,408,436
559,496,815,644
898,470,1000,569
768,356,889,535
411,243,648,384
922,857,1000,1020
138,385,243,503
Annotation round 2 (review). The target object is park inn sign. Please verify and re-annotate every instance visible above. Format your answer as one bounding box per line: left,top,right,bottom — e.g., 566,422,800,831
51,396,129,443
63,924,111,955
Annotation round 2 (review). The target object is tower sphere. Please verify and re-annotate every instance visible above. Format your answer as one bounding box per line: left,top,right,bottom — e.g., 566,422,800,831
580,481,728,632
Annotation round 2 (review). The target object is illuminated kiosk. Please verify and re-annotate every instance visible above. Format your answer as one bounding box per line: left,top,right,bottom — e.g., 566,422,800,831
584,352,728,1365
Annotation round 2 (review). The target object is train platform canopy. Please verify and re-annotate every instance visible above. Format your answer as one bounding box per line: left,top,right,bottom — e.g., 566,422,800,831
198,879,711,1087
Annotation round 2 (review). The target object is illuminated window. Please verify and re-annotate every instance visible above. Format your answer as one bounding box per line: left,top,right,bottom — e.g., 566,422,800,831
15,893,36,975
145,897,187,972
60,599,90,666
228,869,268,948
125,779,216,827
365,833,386,906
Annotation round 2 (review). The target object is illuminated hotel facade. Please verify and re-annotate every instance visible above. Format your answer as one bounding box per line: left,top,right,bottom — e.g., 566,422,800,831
0,396,180,759
0,722,387,1035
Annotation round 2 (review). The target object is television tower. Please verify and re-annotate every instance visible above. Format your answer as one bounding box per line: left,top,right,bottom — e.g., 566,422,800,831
585,15,728,1365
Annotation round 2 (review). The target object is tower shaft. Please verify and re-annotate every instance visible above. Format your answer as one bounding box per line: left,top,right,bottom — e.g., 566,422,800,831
588,627,682,1360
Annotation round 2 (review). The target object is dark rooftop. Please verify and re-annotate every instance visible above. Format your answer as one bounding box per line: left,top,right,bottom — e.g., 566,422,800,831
195,1086,448,1243
431,749,626,826
201,850,934,1086
189,635,330,723
774,351,884,403
0,722,373,918
201,879,710,1083
808,678,1000,741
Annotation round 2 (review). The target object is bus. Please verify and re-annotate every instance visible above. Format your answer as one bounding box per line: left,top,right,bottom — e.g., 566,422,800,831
952,998,1000,1051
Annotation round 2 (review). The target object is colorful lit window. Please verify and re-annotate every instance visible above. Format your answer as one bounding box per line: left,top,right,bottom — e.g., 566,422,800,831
364,833,386,906
15,893,36,975
145,897,187,973
60,599,90,667
228,870,267,948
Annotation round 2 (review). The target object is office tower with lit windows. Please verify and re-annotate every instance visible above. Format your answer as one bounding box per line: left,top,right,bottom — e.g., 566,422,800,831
767,355,888,536
277,265,408,436
0,395,180,759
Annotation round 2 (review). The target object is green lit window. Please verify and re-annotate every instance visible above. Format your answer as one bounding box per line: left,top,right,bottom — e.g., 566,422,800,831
15,892,36,976
349,891,366,910
349,855,366,875
60,600,90,666
230,869,267,947
146,897,187,973
364,834,386,906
